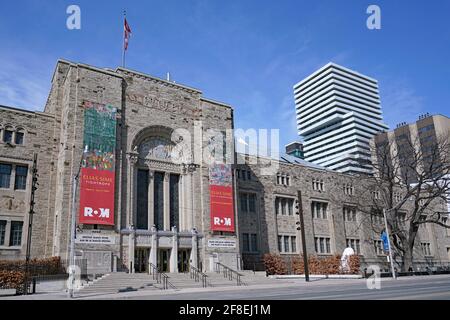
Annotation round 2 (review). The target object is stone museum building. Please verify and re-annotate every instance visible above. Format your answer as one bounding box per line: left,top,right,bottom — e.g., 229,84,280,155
0,60,449,274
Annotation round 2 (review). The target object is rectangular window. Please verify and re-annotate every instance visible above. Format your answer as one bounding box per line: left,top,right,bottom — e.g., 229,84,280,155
136,169,149,230
284,236,290,253
14,165,28,190
315,237,331,254
0,221,6,246
278,236,283,252
346,239,361,254
240,193,247,213
153,172,165,230
374,240,384,255
291,236,297,253
250,234,258,252
247,171,251,181
242,233,250,252
281,198,287,215
276,197,294,216
0,164,12,189
320,238,325,253
240,193,256,214
169,174,180,230
421,243,432,256
15,132,24,145
10,221,23,246
343,207,357,222
312,202,328,219
3,130,13,143
288,199,293,216
248,194,256,213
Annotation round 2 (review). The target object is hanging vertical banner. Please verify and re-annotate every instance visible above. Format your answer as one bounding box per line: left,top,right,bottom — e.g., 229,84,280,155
79,102,117,226
209,164,235,232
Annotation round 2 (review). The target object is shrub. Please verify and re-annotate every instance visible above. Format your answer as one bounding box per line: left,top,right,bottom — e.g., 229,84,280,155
0,257,65,276
263,254,288,275
348,255,361,274
0,270,26,294
291,254,361,275
0,257,66,294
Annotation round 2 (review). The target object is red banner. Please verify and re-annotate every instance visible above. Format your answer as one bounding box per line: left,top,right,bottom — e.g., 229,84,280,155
78,102,117,226
209,164,235,232
79,168,115,225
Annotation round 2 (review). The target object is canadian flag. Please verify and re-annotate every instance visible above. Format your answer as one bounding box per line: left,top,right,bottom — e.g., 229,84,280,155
124,18,132,51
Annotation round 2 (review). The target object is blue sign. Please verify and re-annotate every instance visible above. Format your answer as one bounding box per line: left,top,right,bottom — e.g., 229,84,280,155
381,231,389,252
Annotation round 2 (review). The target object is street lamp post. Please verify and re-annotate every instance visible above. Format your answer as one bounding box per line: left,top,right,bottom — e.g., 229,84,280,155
67,173,79,298
23,154,38,295
67,147,86,298
383,209,397,279
296,190,309,282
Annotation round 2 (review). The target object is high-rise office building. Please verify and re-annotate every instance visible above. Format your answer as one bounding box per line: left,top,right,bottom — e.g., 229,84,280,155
373,113,450,183
294,63,389,174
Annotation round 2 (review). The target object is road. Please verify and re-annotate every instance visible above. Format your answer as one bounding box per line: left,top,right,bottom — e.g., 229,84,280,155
2,275,450,300
124,275,450,300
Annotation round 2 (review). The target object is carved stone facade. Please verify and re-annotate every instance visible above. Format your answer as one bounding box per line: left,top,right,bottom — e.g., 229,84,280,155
0,60,238,273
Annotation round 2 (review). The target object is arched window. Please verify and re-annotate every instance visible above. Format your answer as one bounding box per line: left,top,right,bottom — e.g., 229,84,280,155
3,126,13,143
15,129,25,145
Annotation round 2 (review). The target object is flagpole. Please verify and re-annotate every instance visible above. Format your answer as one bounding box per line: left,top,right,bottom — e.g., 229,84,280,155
122,10,126,68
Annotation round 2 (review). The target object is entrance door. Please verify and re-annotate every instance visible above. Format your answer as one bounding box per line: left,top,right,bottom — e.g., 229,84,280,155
135,248,150,273
178,249,191,273
158,249,170,272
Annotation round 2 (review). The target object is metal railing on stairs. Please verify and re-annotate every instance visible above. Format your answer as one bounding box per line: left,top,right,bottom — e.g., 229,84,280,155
214,262,245,286
190,265,210,288
149,263,176,290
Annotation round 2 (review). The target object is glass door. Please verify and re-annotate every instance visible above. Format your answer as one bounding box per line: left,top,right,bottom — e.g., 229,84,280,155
178,249,191,273
135,248,150,273
158,249,170,272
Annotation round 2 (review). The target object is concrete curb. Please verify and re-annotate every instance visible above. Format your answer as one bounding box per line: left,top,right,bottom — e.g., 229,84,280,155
269,274,363,280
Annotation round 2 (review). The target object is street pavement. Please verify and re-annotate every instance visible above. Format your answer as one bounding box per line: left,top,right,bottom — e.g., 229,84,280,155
1,275,450,300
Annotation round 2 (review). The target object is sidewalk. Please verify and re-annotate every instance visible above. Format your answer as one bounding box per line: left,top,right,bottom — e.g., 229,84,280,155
2,274,449,300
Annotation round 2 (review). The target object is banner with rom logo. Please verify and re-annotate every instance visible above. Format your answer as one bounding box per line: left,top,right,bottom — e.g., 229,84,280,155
209,164,235,232
79,102,117,226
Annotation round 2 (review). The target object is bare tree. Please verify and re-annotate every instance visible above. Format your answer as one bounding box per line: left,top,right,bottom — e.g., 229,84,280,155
358,132,450,272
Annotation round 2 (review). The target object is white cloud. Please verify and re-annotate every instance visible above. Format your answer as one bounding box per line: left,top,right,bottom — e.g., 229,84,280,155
0,53,52,111
379,80,424,129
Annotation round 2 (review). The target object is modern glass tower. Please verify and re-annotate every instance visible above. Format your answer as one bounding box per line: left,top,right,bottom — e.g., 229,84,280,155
294,63,389,174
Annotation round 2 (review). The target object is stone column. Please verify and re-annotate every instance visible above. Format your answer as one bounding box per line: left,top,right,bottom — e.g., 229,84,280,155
163,172,170,231
148,170,155,230
190,228,198,269
170,226,178,273
149,225,158,269
179,174,185,231
128,226,135,273
126,152,139,227
185,170,193,230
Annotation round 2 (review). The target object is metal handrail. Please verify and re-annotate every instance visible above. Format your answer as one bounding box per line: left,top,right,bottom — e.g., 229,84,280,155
149,263,161,283
190,265,209,288
214,262,244,286
149,262,175,289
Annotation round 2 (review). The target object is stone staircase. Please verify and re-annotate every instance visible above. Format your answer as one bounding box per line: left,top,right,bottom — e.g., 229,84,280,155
74,269,289,296
75,272,160,296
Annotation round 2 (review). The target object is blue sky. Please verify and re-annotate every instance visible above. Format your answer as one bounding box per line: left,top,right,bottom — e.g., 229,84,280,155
0,0,449,150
